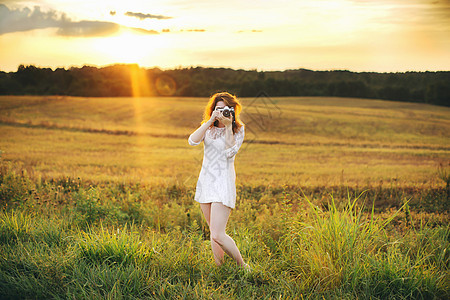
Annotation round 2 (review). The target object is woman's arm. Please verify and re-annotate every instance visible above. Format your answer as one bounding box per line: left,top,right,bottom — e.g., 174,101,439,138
224,125,236,149
220,114,245,159
224,125,245,158
189,110,221,145
189,119,212,144
219,113,235,149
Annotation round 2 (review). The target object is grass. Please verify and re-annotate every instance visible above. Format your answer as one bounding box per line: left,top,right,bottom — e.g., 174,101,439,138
0,162,449,299
0,95,449,186
0,95,449,298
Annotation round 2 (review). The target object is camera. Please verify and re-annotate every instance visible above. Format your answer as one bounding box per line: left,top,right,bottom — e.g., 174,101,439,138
216,106,234,118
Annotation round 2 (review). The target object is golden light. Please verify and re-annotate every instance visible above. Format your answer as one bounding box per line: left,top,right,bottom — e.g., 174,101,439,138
90,28,166,65
128,64,151,167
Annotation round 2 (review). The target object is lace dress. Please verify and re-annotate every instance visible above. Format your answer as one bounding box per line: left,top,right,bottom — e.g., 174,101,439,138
188,125,245,209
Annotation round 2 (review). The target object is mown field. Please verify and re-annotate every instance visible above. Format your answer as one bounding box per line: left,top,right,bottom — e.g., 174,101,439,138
0,95,448,186
0,95,449,299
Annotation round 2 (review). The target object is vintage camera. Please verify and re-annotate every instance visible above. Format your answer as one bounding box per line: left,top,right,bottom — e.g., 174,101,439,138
216,106,234,118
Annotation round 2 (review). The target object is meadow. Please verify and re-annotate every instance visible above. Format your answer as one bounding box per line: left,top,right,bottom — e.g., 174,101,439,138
0,95,449,299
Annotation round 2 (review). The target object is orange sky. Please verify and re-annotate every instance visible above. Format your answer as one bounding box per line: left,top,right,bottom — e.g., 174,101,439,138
0,0,449,72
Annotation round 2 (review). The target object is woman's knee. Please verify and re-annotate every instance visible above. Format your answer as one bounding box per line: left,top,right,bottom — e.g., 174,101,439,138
210,230,226,245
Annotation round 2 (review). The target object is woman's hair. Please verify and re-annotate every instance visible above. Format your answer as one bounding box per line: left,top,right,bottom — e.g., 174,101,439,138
201,92,244,134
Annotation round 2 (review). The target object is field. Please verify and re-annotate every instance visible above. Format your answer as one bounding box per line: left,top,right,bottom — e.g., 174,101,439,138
1,95,449,186
0,95,449,299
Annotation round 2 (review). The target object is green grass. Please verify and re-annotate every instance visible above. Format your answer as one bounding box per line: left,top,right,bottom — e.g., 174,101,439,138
0,96,449,298
0,190,448,298
0,165,449,299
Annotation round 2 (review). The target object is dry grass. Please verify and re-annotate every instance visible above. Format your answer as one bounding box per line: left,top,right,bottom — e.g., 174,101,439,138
0,95,449,187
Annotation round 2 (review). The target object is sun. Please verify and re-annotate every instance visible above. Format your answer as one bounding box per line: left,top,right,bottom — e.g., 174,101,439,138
90,27,167,65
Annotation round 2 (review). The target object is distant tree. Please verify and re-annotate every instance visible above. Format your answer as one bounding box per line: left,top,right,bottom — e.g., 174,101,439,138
0,64,448,106
426,82,450,106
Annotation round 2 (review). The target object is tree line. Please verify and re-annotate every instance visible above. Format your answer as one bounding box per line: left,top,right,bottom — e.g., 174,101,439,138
0,64,448,106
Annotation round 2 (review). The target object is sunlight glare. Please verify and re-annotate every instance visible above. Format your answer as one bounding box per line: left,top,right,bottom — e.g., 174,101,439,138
91,28,164,65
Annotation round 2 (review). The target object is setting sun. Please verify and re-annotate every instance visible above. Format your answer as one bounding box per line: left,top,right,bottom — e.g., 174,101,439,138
0,0,449,72
90,29,170,65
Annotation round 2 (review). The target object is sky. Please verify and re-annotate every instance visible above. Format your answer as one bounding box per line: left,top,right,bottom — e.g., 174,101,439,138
0,0,449,72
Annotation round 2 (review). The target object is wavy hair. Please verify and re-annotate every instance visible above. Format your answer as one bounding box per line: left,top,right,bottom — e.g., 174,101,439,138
201,92,244,134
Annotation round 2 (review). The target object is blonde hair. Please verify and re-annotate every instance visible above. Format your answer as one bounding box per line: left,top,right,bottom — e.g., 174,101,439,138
201,92,244,134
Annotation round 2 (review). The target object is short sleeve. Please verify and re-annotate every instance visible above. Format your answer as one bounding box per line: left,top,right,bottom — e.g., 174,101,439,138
225,125,245,158
188,132,204,146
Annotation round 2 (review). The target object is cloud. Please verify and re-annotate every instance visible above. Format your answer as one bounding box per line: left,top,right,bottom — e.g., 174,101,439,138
129,27,159,35
57,21,120,37
125,11,172,20
0,4,123,36
0,4,171,37
0,4,62,34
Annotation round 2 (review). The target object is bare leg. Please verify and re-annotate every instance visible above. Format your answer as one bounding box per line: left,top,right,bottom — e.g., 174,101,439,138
209,202,245,266
200,203,225,265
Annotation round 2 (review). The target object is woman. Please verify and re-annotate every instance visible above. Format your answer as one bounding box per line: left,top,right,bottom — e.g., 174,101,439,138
188,92,248,269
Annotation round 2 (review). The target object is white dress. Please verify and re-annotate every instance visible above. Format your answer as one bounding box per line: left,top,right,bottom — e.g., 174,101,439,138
188,125,245,209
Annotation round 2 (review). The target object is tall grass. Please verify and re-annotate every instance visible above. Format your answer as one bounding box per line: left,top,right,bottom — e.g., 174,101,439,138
0,166,448,299
0,94,449,298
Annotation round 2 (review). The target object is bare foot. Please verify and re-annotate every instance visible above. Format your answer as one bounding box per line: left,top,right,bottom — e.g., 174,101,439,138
243,263,251,272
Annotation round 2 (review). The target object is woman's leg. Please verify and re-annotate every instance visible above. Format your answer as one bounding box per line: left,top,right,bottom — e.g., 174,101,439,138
209,202,245,266
200,203,225,265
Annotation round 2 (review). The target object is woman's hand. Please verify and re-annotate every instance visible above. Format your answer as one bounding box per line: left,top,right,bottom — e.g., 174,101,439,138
210,110,221,123
219,113,233,127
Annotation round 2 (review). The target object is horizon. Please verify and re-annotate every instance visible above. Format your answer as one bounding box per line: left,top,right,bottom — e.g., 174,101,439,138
1,0,449,73
2,62,450,74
